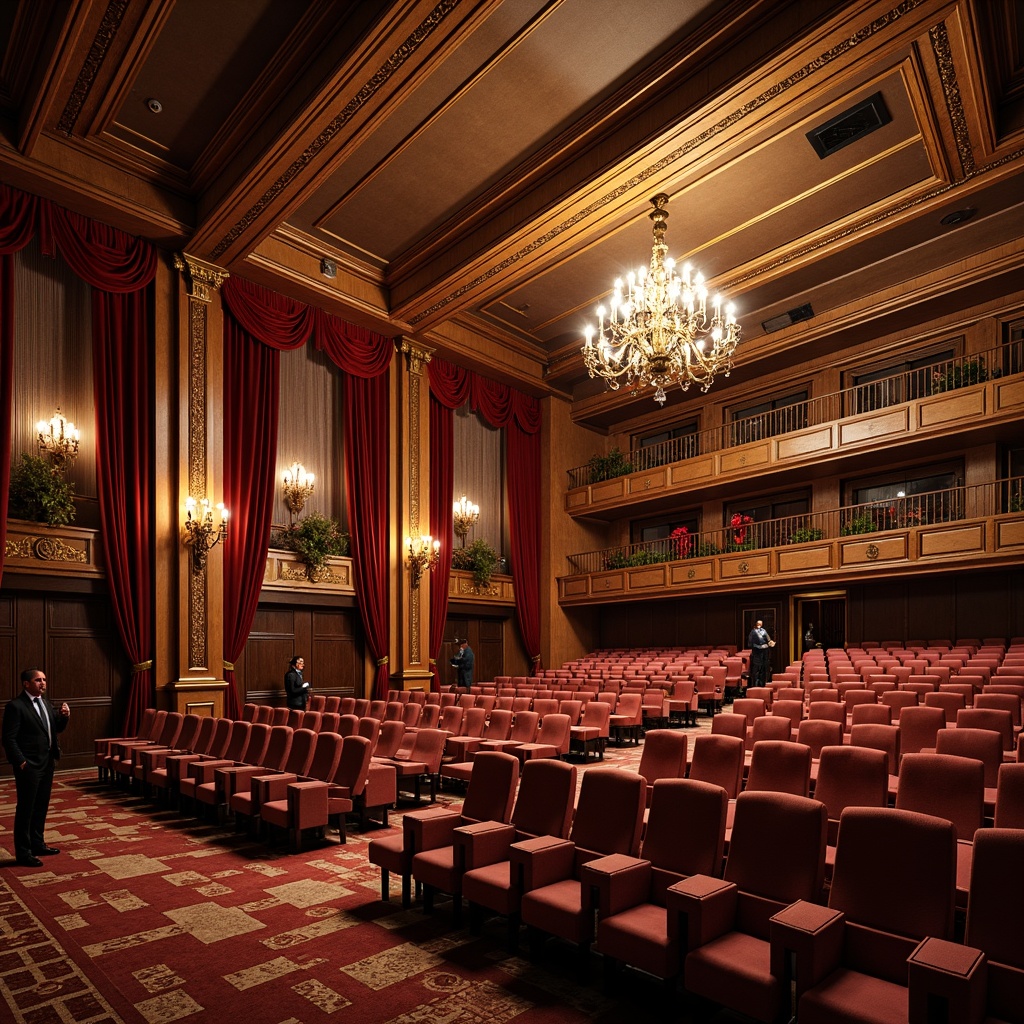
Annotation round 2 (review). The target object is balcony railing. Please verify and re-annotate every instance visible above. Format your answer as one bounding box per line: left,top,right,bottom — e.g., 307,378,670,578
567,341,1022,488
564,477,1023,575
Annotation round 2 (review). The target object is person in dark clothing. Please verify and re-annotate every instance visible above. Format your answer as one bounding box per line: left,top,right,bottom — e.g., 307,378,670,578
284,655,310,710
747,620,775,687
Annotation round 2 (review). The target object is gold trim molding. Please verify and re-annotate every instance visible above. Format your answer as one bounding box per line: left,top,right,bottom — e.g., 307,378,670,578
173,252,229,304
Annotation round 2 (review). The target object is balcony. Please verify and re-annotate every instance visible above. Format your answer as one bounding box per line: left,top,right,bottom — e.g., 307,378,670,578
565,344,1024,519
558,479,1024,605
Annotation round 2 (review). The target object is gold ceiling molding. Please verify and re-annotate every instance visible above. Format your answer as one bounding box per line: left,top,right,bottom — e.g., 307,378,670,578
209,0,461,262
406,0,931,327
929,21,975,175
56,0,129,138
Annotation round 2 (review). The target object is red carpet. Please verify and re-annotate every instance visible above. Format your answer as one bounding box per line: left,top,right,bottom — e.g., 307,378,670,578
0,731,734,1024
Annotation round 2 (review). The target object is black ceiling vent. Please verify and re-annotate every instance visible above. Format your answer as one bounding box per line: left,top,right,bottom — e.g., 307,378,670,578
807,92,891,159
762,303,814,334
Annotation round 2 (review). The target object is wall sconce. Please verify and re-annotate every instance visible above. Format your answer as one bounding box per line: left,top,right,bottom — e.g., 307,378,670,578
37,408,80,469
405,534,440,587
282,462,315,522
452,495,480,547
184,496,228,573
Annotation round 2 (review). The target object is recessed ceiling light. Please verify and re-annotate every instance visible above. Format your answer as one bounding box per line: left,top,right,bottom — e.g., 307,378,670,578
146,98,163,114
940,208,976,226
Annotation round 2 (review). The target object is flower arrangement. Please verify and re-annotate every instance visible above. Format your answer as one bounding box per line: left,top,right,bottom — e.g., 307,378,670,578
885,503,924,528
670,525,691,559
730,513,753,546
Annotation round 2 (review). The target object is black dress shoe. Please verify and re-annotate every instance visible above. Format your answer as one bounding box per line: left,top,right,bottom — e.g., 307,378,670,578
17,855,43,867
34,846,60,856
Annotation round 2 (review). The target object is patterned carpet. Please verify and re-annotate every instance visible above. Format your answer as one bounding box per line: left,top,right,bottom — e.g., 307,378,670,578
0,723,735,1024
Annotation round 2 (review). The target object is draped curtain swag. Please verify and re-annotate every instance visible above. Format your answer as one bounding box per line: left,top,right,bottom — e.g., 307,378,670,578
0,182,157,732
219,276,393,703
426,357,542,672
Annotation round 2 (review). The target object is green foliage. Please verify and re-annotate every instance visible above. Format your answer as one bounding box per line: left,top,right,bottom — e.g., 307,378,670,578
604,548,668,569
689,539,721,557
840,512,877,536
789,526,824,543
451,538,501,588
8,453,76,526
1009,487,1024,513
284,512,349,572
586,446,633,483
930,358,987,393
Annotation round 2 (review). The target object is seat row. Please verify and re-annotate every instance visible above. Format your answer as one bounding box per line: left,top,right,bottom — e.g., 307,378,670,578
365,749,1024,1023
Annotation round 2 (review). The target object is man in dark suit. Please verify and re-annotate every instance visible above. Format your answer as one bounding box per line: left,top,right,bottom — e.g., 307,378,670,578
452,640,475,688
3,667,70,867
747,619,775,687
284,655,310,711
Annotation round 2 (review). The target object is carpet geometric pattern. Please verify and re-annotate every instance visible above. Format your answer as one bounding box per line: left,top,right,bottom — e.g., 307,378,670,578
1,725,737,1024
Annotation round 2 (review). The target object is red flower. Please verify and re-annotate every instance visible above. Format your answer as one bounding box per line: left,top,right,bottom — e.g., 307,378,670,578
670,526,690,558
730,513,752,545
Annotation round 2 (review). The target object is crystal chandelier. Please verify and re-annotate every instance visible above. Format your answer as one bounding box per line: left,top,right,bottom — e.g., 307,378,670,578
582,193,740,405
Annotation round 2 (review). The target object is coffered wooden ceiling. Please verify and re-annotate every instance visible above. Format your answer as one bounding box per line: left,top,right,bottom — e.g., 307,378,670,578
2,0,1023,429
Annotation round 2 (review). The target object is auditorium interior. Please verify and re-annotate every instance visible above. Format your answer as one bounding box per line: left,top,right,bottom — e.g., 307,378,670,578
1,0,1024,1019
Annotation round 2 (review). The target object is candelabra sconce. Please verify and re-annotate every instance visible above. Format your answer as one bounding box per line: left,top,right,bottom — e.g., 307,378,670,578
282,462,315,522
37,408,80,469
452,495,480,547
405,534,440,587
183,496,229,573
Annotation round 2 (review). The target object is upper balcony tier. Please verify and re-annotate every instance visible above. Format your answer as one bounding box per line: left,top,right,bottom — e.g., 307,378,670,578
565,344,1024,521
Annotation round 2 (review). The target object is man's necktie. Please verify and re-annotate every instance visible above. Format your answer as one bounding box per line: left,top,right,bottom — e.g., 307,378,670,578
34,697,51,742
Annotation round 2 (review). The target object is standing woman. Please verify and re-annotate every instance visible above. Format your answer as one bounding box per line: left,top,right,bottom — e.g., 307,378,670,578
284,655,310,711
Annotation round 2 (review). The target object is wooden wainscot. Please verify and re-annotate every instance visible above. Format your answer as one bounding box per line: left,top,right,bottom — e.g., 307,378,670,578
3,519,103,578
166,678,229,717
448,569,515,605
261,548,356,595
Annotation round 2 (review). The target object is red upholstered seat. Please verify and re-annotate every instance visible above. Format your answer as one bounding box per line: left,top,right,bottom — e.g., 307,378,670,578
410,752,520,923
593,779,728,980
675,791,828,1022
636,729,687,806
519,767,646,954
994,761,1024,828
515,712,572,765
793,808,956,1024
688,734,744,800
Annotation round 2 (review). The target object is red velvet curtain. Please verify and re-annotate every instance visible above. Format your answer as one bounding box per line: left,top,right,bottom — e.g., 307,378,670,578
220,276,392,703
427,357,542,671
0,184,158,731
428,395,453,690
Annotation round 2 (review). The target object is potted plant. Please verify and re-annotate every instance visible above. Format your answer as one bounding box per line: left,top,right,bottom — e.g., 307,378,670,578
451,537,501,588
8,453,76,526
840,511,878,535
586,446,633,483
788,525,824,543
930,358,987,393
284,511,349,580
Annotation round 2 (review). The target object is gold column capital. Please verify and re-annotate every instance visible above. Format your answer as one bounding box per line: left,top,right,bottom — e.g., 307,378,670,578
399,337,434,375
173,253,230,303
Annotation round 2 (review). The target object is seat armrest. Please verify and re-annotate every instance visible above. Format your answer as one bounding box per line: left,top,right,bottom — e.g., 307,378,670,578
509,836,575,893
287,780,330,826
453,821,516,868
257,773,298,804
770,899,846,994
404,807,462,851
579,854,651,917
907,937,987,1024
165,753,203,783
188,759,234,784
665,874,737,950
216,764,262,799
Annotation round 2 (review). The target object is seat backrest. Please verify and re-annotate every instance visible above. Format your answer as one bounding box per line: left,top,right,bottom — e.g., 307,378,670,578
482,708,513,740
190,714,218,754
270,707,290,726
935,726,1003,786
843,689,877,710
711,713,746,739
260,725,293,770
732,698,767,725
880,690,919,717
157,712,184,747
957,707,1015,750
299,711,320,731
813,745,888,828
750,716,792,745
368,700,386,720
688,734,744,799
417,704,441,729
254,705,275,725
333,734,374,796
406,729,447,773
356,716,381,747
771,699,804,730
725,792,827,936
206,717,234,758
849,723,900,775
829,807,957,976
438,705,464,733
796,719,844,758
746,740,811,797
459,707,488,738
580,700,612,731
512,759,577,839
923,690,965,724
339,697,356,716
535,712,572,753
532,698,559,719
459,751,519,824
637,729,688,787
372,720,404,758
642,778,727,881
557,699,583,724
850,703,893,727
324,696,342,714
898,705,945,754
966,828,1024,1018
509,710,540,742
352,698,370,718
174,714,202,751
337,714,359,737
305,731,343,782
807,701,845,726
511,696,532,713
401,703,422,728
283,728,317,776
240,703,257,722
994,762,1024,829
895,752,984,841
384,701,404,722
319,712,340,733
569,767,645,860
222,719,253,762
614,692,642,722
807,688,840,704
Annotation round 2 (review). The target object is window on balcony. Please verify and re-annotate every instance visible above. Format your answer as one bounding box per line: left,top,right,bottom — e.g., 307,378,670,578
730,389,808,445
847,347,956,414
632,420,699,470
1004,319,1024,377
844,462,962,529
725,492,811,549
632,511,700,547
